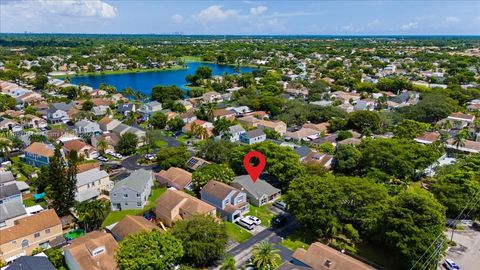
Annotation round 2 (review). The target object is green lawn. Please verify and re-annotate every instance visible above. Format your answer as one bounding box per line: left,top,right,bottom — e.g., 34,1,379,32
153,139,167,148
181,56,203,62
356,242,402,270
23,197,47,207
176,134,191,144
225,222,252,243
247,204,276,227
279,229,317,251
101,188,166,227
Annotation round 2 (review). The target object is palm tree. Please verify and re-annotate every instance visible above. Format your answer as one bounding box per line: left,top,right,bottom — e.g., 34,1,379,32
214,118,231,137
251,241,281,270
123,87,135,98
220,255,236,270
76,200,109,232
0,137,12,160
453,129,469,150
96,138,109,155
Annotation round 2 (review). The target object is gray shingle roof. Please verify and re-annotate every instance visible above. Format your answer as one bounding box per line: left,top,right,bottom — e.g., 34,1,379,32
112,169,152,193
232,175,280,199
294,146,312,158
229,124,245,134
0,171,15,184
6,256,57,270
52,102,74,111
244,129,265,139
76,168,109,187
0,184,20,200
0,200,26,222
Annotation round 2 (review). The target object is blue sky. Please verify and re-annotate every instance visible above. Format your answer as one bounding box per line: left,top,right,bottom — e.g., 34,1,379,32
1,1,479,35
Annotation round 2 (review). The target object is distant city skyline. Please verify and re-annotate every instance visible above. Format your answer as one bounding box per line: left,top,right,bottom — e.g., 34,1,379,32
1,0,479,35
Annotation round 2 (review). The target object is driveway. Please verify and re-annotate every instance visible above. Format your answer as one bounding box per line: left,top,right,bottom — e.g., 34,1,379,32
438,228,480,270
163,136,181,147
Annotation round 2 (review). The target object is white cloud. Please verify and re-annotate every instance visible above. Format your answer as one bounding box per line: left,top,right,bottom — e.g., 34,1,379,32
401,22,418,31
193,5,242,22
172,14,183,24
367,19,380,26
250,6,268,16
445,16,459,24
1,0,117,19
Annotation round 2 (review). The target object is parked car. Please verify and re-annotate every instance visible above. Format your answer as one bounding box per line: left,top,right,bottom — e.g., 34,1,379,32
173,131,182,137
246,215,261,225
237,217,255,230
273,201,288,211
97,156,109,162
444,259,461,270
144,154,155,161
272,214,287,228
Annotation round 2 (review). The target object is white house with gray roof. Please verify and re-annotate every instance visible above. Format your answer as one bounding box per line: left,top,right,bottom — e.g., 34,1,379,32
75,168,113,202
231,175,281,207
0,200,27,228
138,101,162,120
110,169,153,210
75,119,101,135
226,124,245,142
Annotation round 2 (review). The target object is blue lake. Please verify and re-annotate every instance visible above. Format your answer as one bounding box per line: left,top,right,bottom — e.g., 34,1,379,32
70,62,255,95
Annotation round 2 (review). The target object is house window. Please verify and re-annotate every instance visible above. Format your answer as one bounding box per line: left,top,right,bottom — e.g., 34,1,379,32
124,202,128,206
45,229,50,234
113,193,116,197
12,240,16,245
136,193,140,197
34,232,40,238
137,202,141,207
0,221,6,228
21,239,29,248
124,194,128,198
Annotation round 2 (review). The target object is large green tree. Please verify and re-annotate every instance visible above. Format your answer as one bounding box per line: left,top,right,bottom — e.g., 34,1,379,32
156,146,190,169
379,188,446,270
171,215,227,267
151,85,184,103
251,241,281,270
117,133,139,155
393,119,430,139
149,112,168,129
76,200,110,232
347,110,381,135
116,230,184,270
192,163,235,190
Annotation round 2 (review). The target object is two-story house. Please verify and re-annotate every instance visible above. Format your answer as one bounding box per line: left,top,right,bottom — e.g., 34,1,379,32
0,119,22,133
116,103,136,117
257,120,287,136
0,184,22,205
225,124,245,142
202,91,223,103
75,119,101,135
155,189,216,227
23,142,56,167
46,108,69,124
75,167,113,203
63,140,98,160
0,209,63,262
138,101,162,120
200,180,249,222
64,231,118,270
240,129,266,145
110,169,153,211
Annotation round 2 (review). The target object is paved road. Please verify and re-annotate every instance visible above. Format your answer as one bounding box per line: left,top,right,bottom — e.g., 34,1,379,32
121,135,180,170
438,228,480,270
227,214,298,268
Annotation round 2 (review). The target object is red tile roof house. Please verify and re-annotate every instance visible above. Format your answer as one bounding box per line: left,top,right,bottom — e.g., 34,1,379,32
63,140,99,160
155,167,192,191
415,132,441,144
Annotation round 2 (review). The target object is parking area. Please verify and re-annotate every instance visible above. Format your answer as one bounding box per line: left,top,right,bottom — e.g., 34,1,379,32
439,228,480,270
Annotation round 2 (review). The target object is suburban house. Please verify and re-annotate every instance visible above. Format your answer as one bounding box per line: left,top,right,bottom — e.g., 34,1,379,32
111,123,146,146
64,231,118,270
116,103,136,116
231,175,281,207
0,209,63,262
91,132,120,152
92,105,110,117
110,169,153,211
98,117,122,132
4,255,57,270
179,109,197,124
415,132,441,144
212,108,236,121
0,200,27,229
257,120,287,135
446,139,480,154
0,184,22,205
155,167,192,191
237,115,260,127
185,156,210,171
303,152,334,169
285,127,321,141
138,101,162,120
75,119,101,135
75,167,113,202
109,215,161,241
240,129,266,145
46,108,69,124
200,180,249,222
63,140,98,160
226,124,246,142
289,242,374,270
446,112,476,128
302,122,330,133
202,91,223,103
0,119,22,133
23,142,55,167
182,119,214,138
155,189,216,227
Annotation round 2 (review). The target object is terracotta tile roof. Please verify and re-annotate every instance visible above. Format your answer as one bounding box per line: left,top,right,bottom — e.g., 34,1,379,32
77,162,100,173
98,117,113,125
155,167,192,189
111,215,161,240
292,242,374,270
213,109,235,117
24,142,55,157
63,140,90,152
258,120,286,129
415,132,441,143
0,209,61,244
302,122,330,132
91,98,113,107
64,231,117,270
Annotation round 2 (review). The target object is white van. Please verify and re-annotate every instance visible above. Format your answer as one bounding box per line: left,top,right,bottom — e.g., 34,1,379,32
237,217,255,230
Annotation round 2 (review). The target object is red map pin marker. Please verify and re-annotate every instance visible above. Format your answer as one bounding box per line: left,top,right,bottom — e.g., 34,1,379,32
243,151,266,183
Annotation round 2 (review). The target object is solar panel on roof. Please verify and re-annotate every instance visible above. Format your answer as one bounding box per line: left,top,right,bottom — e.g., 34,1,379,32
187,158,199,167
